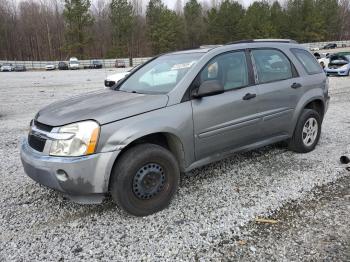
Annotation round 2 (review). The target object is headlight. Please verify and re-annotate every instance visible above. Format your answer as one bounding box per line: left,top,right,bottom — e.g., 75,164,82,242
340,64,349,70
50,120,100,156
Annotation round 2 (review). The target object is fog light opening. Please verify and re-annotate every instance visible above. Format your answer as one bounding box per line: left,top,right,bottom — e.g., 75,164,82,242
56,169,68,182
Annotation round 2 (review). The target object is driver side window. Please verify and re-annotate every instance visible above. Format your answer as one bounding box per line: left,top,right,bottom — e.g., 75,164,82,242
199,51,249,91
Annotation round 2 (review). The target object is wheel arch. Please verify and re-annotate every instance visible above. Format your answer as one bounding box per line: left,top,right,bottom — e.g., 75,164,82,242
291,89,326,135
107,132,186,191
303,99,325,121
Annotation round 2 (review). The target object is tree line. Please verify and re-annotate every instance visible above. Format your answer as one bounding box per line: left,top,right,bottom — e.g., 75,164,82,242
0,0,349,61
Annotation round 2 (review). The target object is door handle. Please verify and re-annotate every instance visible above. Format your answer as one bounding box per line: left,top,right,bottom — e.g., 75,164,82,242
291,82,302,89
243,93,256,100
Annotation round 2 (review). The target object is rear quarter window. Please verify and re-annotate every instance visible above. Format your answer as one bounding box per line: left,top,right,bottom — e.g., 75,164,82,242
291,48,323,75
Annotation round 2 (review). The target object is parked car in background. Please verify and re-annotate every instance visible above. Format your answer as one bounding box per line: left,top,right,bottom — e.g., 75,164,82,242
104,65,140,88
14,65,26,72
84,60,103,69
0,63,14,72
310,47,320,51
58,61,69,70
324,52,350,76
115,59,126,68
323,43,337,49
45,63,56,71
21,39,329,216
69,57,80,70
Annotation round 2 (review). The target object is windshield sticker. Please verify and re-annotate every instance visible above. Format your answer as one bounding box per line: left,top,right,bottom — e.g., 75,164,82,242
171,61,196,70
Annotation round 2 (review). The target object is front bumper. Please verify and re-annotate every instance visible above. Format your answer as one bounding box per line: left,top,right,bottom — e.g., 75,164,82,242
325,68,349,76
20,139,120,203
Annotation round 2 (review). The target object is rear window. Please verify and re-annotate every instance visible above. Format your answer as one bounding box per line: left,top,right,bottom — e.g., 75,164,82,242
291,48,323,75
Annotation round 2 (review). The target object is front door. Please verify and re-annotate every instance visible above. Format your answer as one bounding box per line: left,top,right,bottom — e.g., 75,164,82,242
191,51,261,160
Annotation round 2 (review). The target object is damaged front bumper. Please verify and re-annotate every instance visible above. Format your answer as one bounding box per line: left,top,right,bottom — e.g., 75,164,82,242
20,139,120,203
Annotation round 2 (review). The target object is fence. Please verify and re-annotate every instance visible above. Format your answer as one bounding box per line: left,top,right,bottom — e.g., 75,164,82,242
0,57,152,70
301,40,350,50
2,40,350,70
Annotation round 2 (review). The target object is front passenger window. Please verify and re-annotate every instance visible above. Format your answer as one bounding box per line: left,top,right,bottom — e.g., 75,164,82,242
200,51,249,90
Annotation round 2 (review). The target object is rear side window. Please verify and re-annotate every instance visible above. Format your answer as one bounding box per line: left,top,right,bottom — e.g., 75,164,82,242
251,49,293,84
291,48,323,75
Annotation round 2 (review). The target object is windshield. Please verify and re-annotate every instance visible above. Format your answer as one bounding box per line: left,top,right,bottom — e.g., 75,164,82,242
70,61,79,64
118,52,204,94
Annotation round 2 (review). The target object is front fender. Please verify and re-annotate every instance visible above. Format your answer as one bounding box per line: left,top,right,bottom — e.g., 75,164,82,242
97,102,195,168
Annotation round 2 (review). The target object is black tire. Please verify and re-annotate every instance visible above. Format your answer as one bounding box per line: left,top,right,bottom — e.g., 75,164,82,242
110,143,180,216
288,109,322,153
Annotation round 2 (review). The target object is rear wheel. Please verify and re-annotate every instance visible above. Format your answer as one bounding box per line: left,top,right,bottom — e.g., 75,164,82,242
110,143,180,216
288,109,321,153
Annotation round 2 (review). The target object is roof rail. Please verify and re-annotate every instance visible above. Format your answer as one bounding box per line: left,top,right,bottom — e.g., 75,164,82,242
199,44,223,49
226,39,298,45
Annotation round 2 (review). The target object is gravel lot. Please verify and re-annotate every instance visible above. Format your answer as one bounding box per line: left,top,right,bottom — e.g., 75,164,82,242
0,69,349,261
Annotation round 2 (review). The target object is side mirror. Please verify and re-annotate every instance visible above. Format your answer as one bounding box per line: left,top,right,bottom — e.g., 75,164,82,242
192,80,224,98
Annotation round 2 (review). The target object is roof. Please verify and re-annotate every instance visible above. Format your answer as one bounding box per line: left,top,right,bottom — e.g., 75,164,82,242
164,39,300,56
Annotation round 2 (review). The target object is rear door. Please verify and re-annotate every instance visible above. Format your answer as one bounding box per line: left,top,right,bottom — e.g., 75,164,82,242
191,50,261,160
250,48,303,138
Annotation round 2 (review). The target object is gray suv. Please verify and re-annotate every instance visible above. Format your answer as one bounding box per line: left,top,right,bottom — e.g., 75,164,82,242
21,40,330,216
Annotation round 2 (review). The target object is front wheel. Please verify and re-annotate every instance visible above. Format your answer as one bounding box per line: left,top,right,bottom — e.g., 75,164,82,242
110,143,180,216
288,109,322,153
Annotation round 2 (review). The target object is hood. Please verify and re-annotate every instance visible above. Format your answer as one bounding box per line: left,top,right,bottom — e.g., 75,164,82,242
328,60,349,69
35,89,169,126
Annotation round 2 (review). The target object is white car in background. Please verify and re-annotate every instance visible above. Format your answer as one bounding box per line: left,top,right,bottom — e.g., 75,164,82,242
45,63,56,70
0,63,14,72
69,57,80,70
104,65,141,88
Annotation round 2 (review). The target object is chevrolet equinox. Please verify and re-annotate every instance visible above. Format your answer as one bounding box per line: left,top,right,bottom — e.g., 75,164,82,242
21,39,330,216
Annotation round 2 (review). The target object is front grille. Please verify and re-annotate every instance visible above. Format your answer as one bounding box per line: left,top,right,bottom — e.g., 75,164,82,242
28,134,46,152
28,120,53,152
327,72,339,76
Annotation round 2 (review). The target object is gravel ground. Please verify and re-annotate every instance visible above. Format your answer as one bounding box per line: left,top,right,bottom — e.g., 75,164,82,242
0,70,349,261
